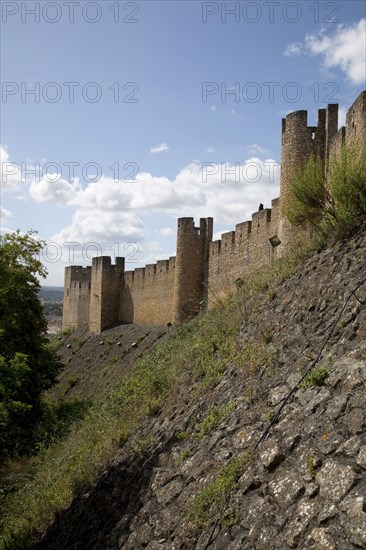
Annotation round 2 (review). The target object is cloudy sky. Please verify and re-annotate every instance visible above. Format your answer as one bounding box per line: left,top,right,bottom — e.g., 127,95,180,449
1,1,365,285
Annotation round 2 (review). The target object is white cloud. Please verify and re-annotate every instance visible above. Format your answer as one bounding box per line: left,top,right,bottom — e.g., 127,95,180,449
30,175,81,203
150,142,170,154
210,105,216,111
306,19,366,84
248,144,269,155
62,158,280,225
51,210,145,250
147,240,164,253
284,19,366,85
45,155,280,258
284,42,304,57
159,227,174,236
0,145,23,193
0,206,12,219
206,147,215,154
2,144,280,267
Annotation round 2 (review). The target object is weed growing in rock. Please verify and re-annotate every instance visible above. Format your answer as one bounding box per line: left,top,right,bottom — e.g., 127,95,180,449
132,436,153,457
306,456,316,479
177,401,236,440
178,450,190,462
186,453,251,529
300,367,330,389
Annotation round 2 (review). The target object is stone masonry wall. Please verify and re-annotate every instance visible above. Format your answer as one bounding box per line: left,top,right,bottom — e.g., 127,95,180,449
120,258,176,325
172,218,213,324
346,90,366,150
207,199,281,303
89,257,125,334
62,266,91,331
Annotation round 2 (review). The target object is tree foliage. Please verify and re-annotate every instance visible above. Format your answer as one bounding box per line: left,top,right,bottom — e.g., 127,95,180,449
0,231,62,458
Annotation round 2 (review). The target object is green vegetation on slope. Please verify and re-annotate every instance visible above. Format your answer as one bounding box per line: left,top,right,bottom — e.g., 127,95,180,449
186,453,252,529
286,143,366,237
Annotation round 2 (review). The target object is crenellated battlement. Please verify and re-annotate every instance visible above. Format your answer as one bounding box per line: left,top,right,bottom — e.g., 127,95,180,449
62,91,366,333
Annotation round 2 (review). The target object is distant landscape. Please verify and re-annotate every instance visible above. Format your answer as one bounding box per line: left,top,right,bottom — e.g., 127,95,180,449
39,286,63,334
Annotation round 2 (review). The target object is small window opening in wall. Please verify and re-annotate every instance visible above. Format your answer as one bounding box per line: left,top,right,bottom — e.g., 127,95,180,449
311,131,315,140
269,235,281,248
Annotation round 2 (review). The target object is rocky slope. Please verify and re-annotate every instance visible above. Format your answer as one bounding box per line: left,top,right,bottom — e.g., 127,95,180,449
38,229,366,550
48,324,168,401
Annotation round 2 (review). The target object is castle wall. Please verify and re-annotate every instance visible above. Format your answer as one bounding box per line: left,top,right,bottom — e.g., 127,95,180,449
345,91,366,150
325,104,339,167
120,257,176,325
62,91,366,333
207,199,281,302
328,127,346,161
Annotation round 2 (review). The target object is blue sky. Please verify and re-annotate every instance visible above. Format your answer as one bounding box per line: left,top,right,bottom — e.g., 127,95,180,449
1,0,365,285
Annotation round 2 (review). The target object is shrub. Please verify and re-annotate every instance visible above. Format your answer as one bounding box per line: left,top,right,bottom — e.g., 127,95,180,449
285,153,335,231
330,143,366,235
285,144,366,237
300,367,330,389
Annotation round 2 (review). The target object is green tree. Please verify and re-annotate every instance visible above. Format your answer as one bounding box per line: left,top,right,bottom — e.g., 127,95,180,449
0,231,62,457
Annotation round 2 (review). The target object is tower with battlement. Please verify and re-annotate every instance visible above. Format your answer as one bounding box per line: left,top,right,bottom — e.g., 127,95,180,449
88,256,125,334
62,91,366,333
280,103,338,213
172,217,213,324
62,266,91,331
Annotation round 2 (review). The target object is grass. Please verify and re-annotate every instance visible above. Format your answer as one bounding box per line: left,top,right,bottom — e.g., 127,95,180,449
186,453,252,529
177,401,236,440
0,237,314,549
306,456,316,479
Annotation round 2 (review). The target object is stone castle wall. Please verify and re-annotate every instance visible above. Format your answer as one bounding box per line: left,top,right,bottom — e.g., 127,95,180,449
62,91,366,333
207,198,282,302
120,257,176,326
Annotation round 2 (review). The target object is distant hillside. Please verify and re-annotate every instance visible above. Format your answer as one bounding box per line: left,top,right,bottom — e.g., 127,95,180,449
39,286,64,302
39,286,63,333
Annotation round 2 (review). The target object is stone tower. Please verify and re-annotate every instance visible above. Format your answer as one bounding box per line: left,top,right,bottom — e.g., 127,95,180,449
281,108,323,210
345,91,366,150
62,266,91,331
88,256,125,334
280,103,342,217
172,217,213,324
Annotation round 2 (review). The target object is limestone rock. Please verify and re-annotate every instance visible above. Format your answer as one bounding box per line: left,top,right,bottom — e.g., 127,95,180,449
317,460,356,502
